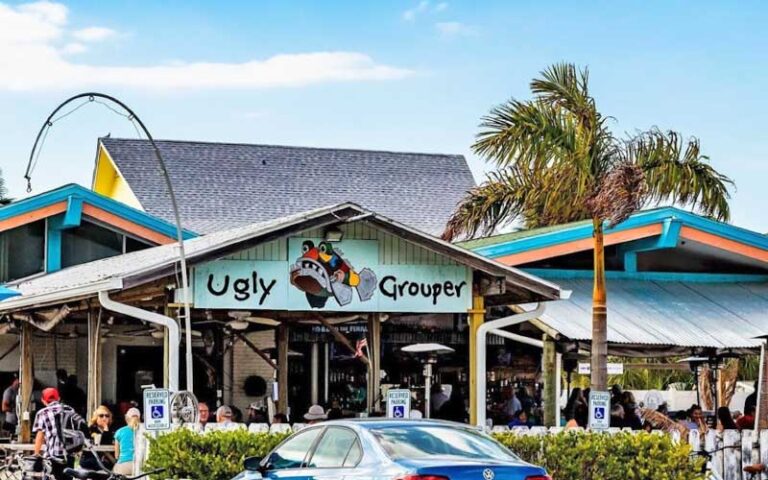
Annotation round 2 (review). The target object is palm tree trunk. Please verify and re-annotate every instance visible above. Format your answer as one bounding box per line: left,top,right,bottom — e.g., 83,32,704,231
591,218,608,391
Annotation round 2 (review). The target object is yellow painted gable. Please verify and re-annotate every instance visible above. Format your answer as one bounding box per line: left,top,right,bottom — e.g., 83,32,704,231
92,142,143,209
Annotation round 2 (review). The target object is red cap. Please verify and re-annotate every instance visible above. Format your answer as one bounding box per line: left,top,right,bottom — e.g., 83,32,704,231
42,387,60,404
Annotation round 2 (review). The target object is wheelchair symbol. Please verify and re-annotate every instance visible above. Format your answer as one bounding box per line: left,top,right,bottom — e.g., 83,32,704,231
594,407,605,420
151,405,165,419
392,405,405,418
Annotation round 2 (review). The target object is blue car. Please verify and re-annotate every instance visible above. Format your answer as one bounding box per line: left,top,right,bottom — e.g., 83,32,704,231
233,419,550,480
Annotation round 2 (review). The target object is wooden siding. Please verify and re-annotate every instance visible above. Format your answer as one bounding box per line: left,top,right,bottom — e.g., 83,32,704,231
225,221,458,265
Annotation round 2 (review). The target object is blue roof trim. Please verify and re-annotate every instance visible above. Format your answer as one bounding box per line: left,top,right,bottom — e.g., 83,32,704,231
473,207,768,259
523,268,768,283
0,184,197,240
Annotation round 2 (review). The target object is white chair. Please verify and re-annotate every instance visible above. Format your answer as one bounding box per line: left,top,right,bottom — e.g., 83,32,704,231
530,426,547,435
491,425,510,434
511,426,530,435
292,423,307,432
249,423,269,434
270,423,292,434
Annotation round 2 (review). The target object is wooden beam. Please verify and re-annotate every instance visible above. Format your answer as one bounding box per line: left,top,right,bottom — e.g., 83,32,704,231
314,314,369,366
542,334,557,427
86,308,102,419
367,314,382,412
235,332,278,370
468,294,485,426
277,323,289,415
19,323,33,442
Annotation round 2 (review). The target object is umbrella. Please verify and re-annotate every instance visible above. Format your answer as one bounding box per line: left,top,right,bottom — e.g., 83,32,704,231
0,285,20,302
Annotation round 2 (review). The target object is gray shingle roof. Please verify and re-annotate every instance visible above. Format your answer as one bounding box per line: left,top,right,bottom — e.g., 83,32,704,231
100,138,475,235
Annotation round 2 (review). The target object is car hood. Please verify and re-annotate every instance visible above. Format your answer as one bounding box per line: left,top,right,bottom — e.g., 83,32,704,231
397,457,546,480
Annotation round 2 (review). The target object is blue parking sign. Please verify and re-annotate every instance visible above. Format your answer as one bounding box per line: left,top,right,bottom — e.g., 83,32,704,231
393,405,406,418
143,388,171,431
151,405,165,419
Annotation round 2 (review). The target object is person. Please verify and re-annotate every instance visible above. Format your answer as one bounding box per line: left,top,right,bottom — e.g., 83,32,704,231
437,389,467,423
272,413,288,424
231,405,243,423
610,404,625,428
745,381,758,414
621,391,643,430
501,387,522,422
716,406,737,432
80,405,115,470
33,387,88,480
737,405,756,430
430,384,449,416
216,405,234,426
686,404,706,431
66,376,86,416
610,385,623,406
113,408,140,477
304,405,326,424
247,403,268,425
564,388,588,428
2,376,19,434
642,420,654,433
508,410,532,428
198,402,210,429
657,402,669,417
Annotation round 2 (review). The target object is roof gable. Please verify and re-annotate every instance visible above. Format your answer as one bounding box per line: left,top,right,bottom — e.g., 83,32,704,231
98,137,476,236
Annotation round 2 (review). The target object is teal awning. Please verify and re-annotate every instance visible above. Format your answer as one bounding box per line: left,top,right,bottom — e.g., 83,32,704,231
0,285,20,302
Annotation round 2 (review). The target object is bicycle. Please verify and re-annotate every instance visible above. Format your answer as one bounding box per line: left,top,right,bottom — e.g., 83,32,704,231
0,450,55,480
62,443,164,480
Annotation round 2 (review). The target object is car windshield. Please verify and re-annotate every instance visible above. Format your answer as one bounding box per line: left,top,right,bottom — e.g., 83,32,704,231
370,426,520,461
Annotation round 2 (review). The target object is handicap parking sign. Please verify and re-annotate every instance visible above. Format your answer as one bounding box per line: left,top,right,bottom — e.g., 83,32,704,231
588,391,610,431
594,407,605,420
386,389,411,419
143,388,171,431
392,405,406,418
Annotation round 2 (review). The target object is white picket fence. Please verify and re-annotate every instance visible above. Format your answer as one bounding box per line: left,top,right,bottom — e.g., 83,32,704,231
493,426,768,480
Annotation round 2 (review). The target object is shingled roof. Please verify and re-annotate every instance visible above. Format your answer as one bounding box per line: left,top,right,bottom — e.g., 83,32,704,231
99,138,475,235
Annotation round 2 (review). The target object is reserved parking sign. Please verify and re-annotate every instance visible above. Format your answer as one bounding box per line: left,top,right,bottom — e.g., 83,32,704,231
588,390,611,431
387,389,411,419
143,388,171,431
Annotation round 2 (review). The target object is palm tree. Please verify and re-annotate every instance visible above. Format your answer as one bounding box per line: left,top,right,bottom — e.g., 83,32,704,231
0,168,10,205
443,63,732,390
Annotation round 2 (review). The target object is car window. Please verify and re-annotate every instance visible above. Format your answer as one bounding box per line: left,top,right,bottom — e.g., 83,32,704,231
343,440,362,467
268,428,322,470
371,426,519,461
306,427,359,468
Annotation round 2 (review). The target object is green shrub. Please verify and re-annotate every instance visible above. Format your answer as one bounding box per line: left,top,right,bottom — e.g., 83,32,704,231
493,431,706,480
144,429,289,480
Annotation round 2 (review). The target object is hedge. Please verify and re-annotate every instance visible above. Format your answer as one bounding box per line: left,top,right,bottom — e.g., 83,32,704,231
494,431,706,480
145,428,705,480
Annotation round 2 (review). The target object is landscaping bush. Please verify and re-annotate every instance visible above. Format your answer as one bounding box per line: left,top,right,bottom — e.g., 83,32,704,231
493,431,706,480
144,429,289,480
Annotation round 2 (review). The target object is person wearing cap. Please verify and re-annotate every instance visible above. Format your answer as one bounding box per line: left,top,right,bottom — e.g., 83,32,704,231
33,387,87,479
304,405,327,425
113,408,141,476
247,403,267,425
216,405,234,426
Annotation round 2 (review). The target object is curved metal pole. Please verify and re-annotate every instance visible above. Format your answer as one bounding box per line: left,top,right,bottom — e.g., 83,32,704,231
25,92,194,393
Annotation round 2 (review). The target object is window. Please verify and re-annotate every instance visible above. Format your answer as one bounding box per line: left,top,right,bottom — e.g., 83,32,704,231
267,427,322,470
125,236,152,253
61,221,124,268
371,426,519,462
344,439,362,467
307,427,360,468
0,221,45,283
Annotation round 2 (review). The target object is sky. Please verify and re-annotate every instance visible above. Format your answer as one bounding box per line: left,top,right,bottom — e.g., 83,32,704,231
0,0,766,231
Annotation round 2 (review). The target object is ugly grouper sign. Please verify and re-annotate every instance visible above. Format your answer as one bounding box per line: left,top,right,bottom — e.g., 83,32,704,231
193,253,472,313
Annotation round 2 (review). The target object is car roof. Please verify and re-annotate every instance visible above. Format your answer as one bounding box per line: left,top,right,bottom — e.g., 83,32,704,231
318,419,478,430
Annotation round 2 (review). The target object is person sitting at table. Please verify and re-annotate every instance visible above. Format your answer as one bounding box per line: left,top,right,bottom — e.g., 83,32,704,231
80,405,115,470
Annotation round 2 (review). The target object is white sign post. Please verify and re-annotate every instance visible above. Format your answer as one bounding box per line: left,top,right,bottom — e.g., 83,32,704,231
588,390,611,432
386,389,411,419
143,388,171,431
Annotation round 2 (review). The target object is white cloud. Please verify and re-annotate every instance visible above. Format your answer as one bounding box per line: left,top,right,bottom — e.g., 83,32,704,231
72,26,116,42
61,42,86,54
435,21,477,37
403,0,446,21
0,1,413,91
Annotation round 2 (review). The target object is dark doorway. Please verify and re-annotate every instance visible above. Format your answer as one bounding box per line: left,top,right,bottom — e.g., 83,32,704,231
116,346,163,403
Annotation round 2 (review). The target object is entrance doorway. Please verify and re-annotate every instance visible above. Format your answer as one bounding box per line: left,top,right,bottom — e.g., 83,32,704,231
116,346,163,403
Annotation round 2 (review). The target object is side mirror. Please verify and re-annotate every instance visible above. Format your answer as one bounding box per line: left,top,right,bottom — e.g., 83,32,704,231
244,456,264,472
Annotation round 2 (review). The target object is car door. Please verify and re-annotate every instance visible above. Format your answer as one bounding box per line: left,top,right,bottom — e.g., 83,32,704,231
302,426,362,480
263,426,324,480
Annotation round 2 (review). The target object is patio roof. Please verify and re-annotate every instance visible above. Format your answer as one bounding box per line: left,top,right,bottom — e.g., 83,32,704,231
525,276,768,353
0,203,567,312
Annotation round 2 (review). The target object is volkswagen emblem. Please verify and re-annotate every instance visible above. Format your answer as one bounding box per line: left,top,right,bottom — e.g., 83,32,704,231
482,468,495,480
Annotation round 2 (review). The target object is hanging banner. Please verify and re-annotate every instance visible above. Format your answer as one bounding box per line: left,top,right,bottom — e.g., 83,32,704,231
193,238,472,313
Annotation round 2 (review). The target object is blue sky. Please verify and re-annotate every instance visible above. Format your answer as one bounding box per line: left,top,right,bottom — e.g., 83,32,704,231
1,0,766,231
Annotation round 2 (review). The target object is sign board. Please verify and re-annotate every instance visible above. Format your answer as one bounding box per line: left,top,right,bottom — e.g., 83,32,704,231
578,363,624,375
143,388,171,431
386,389,411,419
193,238,472,313
588,390,611,432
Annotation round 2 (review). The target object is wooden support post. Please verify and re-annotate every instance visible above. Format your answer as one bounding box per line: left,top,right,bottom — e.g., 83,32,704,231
87,309,103,419
542,335,557,427
277,323,289,416
367,314,382,413
468,294,485,426
757,341,768,430
19,323,33,442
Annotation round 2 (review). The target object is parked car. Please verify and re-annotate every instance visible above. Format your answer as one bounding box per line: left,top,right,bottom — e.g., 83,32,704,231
233,419,550,480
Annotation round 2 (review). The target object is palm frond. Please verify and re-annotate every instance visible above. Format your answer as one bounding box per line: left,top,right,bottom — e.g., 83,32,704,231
627,129,733,221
